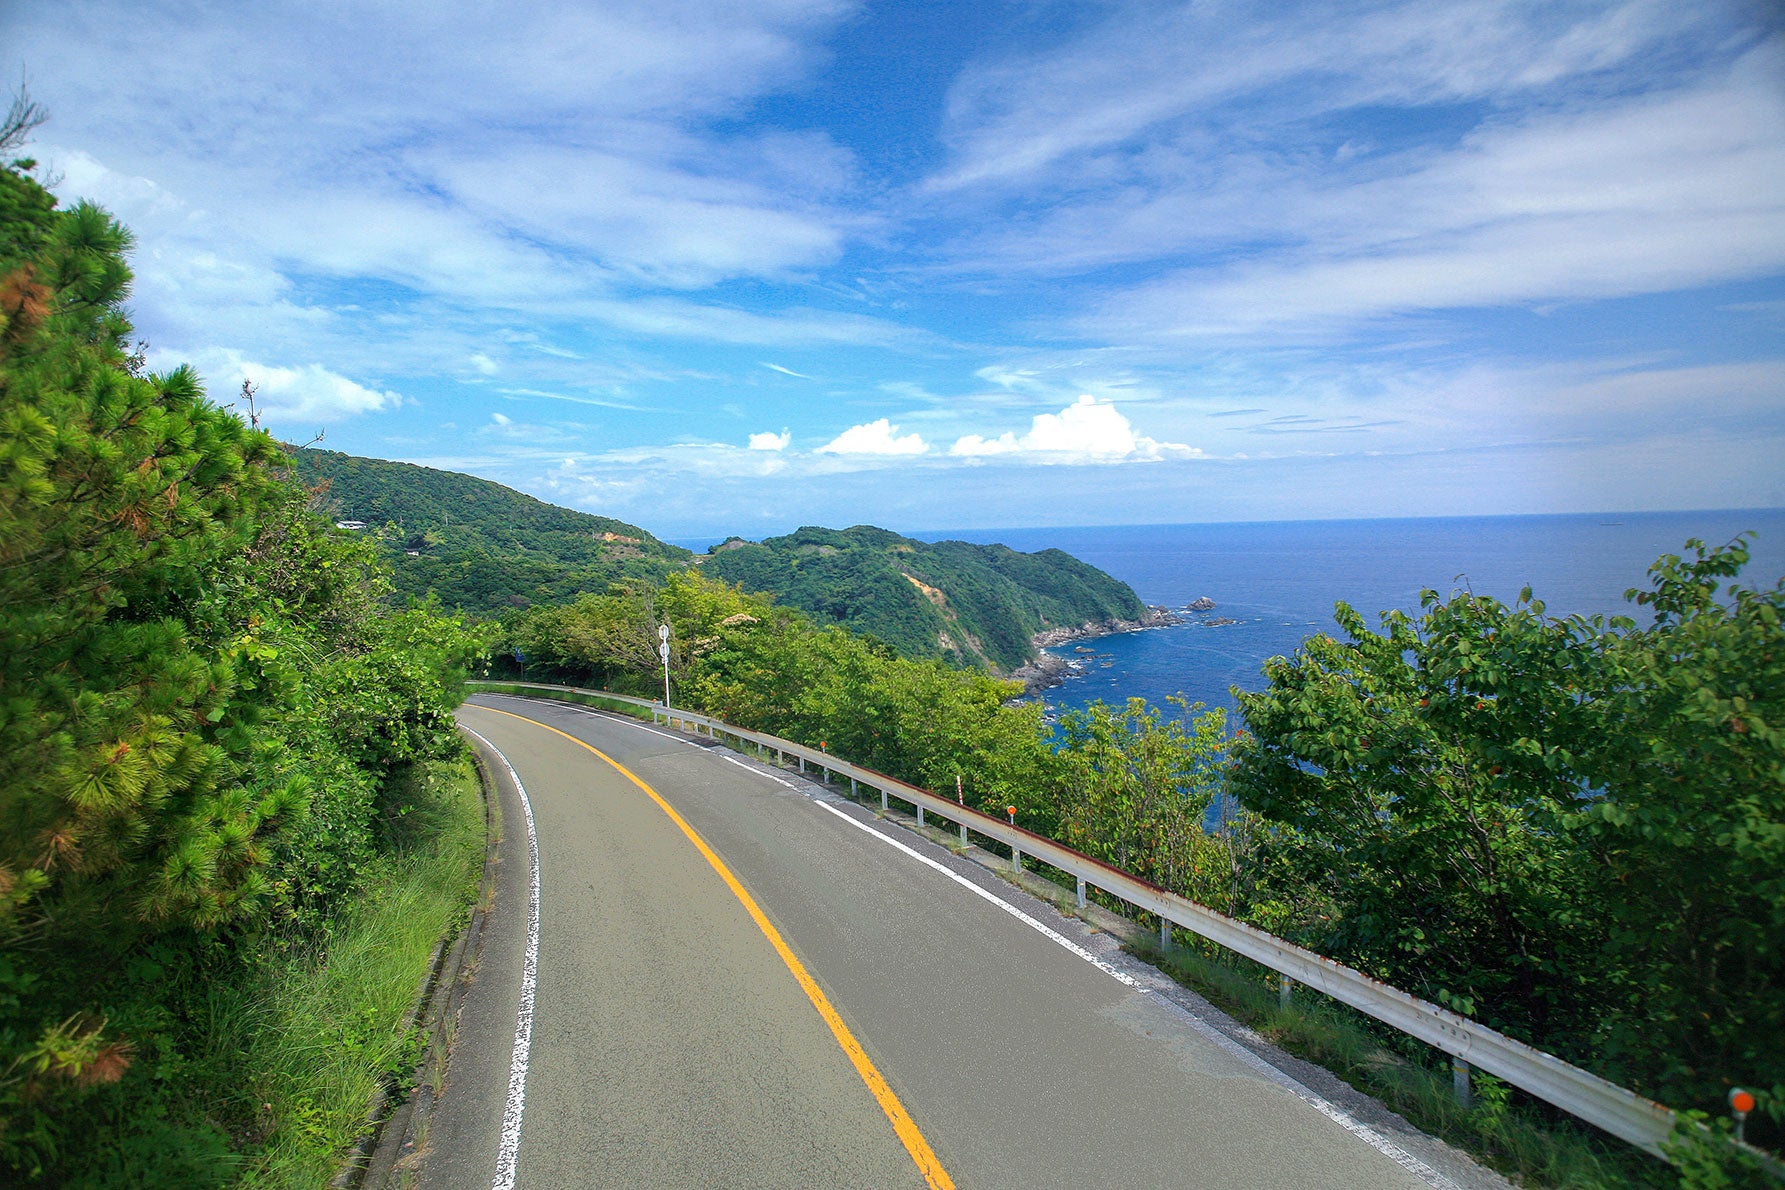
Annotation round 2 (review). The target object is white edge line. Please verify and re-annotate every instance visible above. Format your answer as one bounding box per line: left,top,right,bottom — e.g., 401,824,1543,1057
809,797,1463,1190
722,753,796,787
461,725,541,1190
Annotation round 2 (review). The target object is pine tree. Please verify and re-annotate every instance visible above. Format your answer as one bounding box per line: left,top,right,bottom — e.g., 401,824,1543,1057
0,160,296,939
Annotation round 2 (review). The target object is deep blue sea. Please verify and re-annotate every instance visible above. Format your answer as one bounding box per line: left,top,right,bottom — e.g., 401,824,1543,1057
913,510,1785,724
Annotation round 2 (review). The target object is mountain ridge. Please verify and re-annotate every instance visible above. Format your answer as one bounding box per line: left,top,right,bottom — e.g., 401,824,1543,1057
288,448,1160,674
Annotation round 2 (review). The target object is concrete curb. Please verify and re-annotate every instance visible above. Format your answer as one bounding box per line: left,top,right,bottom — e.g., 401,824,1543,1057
333,737,504,1190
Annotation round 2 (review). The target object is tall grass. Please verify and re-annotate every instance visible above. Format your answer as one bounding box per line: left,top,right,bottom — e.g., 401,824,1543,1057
221,755,486,1187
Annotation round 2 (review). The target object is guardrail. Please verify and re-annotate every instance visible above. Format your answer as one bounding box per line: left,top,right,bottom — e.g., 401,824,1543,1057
463,680,1738,1165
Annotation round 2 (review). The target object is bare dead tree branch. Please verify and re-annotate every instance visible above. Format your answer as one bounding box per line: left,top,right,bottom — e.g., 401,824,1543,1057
1,79,48,155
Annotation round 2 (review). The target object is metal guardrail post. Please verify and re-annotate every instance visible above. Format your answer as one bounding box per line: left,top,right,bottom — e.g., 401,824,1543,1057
1280,974,1293,1011
916,804,924,827
1160,918,1171,952
1076,878,1086,910
1454,1059,1474,1108
1012,843,1022,872
959,821,967,847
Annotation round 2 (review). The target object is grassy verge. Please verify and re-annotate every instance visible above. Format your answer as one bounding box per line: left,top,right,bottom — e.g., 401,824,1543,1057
466,681,653,719
1134,938,1665,1188
221,754,486,1188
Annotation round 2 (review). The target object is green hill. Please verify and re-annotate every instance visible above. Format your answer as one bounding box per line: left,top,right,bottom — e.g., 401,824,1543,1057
288,447,690,612
701,524,1151,672
287,451,1152,671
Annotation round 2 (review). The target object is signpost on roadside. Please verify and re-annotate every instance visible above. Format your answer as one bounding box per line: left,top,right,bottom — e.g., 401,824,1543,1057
658,623,671,710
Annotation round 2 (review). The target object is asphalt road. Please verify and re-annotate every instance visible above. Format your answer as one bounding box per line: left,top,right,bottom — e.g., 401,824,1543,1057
423,695,1505,1189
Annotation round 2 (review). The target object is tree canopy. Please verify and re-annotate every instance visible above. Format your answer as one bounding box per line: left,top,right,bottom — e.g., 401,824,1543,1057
0,155,488,1181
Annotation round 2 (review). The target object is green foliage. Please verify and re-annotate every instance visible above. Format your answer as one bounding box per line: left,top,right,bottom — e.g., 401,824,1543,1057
504,568,1067,824
704,524,1148,672
0,157,488,1181
0,166,285,943
1053,698,1240,911
290,446,689,613
1230,536,1785,1117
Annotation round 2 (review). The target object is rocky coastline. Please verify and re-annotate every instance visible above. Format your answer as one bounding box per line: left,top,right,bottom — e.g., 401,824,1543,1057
1012,605,1183,694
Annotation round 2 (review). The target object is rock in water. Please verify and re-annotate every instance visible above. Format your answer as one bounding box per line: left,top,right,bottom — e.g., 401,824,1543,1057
1188,596,1217,611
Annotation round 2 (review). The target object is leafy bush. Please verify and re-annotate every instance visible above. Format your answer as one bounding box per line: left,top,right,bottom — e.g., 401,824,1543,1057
1230,536,1784,1117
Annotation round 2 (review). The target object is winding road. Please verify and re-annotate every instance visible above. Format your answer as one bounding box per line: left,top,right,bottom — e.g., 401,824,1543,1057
418,694,1505,1189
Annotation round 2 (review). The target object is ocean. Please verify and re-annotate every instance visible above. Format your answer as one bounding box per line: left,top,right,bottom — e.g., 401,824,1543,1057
916,510,1785,724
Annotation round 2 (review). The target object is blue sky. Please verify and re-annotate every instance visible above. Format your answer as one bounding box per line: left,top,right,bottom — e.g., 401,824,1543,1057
10,0,1784,537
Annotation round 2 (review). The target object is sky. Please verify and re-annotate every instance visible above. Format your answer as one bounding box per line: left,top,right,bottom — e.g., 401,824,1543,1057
8,0,1785,539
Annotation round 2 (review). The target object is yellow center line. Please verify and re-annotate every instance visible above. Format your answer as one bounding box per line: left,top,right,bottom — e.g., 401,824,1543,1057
471,704,955,1190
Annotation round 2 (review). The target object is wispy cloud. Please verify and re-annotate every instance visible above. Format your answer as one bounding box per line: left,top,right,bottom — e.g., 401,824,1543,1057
13,0,1782,532
1079,43,1785,339
927,0,1709,194
761,362,815,379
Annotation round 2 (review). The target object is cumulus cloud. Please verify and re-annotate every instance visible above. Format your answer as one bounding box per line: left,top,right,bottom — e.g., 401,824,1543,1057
748,428,792,450
179,348,403,423
816,419,929,455
950,396,1199,462
470,352,499,375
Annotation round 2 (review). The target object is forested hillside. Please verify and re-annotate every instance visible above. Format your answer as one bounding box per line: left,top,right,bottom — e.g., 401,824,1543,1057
291,447,689,612
703,524,1150,671
285,454,1155,675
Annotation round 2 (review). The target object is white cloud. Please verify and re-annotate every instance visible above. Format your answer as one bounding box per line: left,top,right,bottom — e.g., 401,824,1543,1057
816,419,929,455
572,297,920,347
748,428,792,450
761,362,813,378
927,0,1706,194
176,348,403,424
950,396,1200,462
13,0,870,356
491,412,513,426
428,143,852,288
470,352,499,375
1081,43,1785,338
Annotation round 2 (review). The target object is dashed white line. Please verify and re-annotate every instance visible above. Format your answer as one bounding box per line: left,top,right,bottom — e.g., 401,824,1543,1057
808,796,1462,1190
811,798,1137,985
460,726,541,1190
557,704,698,746
722,753,796,787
